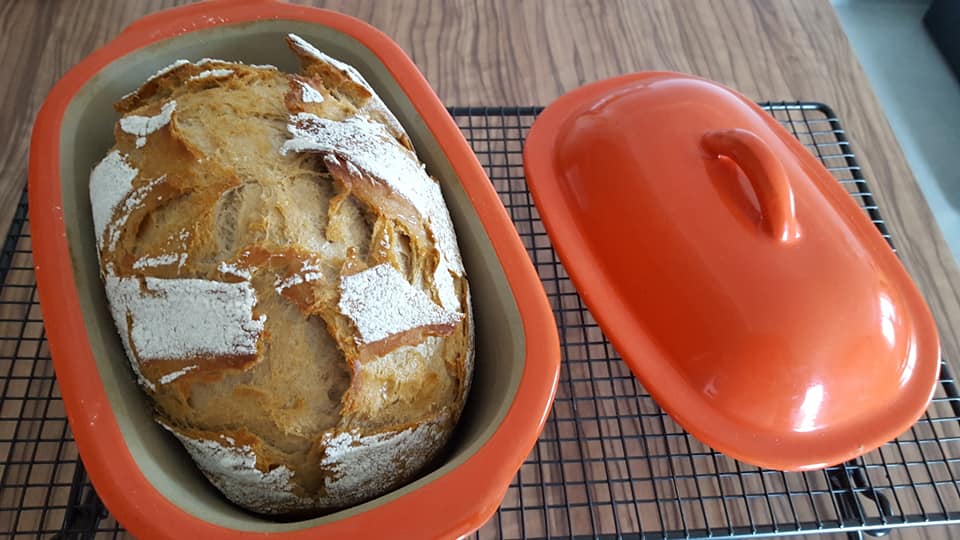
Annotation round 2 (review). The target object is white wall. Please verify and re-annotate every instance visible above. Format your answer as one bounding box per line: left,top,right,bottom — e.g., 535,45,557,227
833,0,960,262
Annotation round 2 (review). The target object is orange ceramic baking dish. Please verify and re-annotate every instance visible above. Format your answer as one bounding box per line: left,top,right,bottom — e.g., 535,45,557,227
523,72,941,471
28,1,559,538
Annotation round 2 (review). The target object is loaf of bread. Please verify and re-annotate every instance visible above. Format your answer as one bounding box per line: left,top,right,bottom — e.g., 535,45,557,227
89,34,473,515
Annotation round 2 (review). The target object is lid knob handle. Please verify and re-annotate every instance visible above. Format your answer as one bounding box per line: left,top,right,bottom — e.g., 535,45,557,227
702,129,801,242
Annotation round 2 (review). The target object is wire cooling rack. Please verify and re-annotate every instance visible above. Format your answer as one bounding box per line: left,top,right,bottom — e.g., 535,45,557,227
1,104,959,539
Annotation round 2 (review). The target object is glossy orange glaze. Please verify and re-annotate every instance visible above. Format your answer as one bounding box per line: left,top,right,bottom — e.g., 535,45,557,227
524,72,940,471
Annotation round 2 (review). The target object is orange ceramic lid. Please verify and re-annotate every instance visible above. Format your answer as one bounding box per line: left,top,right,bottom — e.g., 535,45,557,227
523,72,940,471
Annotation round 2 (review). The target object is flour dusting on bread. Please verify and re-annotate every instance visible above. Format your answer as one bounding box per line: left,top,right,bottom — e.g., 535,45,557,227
149,59,191,83
119,100,176,148
297,80,325,103
166,426,316,512
158,364,197,384
218,261,253,280
189,69,234,81
89,151,138,246
132,252,187,270
92,34,472,516
285,33,407,142
96,174,165,253
339,263,461,344
434,254,461,312
320,419,446,504
104,275,264,361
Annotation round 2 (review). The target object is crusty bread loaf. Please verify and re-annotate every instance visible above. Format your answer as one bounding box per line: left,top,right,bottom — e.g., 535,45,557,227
89,34,474,515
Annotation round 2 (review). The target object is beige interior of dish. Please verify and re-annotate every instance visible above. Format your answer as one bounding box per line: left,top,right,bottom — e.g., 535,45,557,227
58,19,524,531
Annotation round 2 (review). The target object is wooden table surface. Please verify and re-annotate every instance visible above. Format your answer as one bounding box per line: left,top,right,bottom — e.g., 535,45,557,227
2,0,959,538
3,0,959,362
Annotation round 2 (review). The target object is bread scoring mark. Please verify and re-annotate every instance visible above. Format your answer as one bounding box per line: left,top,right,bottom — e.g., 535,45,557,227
189,68,234,81
118,59,279,111
281,113,464,277
89,151,139,248
354,336,444,411
158,364,198,384
104,175,166,252
120,100,177,150
338,263,461,345
163,424,315,513
322,154,431,264
285,33,408,142
297,80,325,103
103,275,265,361
286,34,357,81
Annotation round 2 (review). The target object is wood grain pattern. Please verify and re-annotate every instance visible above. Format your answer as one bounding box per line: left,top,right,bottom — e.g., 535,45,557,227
3,0,958,363
1,1,958,538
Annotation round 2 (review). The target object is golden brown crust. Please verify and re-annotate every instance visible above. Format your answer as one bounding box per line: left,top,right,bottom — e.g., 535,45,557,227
91,36,472,515
285,34,412,149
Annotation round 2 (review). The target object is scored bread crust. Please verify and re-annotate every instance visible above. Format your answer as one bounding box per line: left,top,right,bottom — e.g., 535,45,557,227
90,36,474,515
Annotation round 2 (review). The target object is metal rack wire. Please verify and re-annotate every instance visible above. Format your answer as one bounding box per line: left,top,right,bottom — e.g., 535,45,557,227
1,104,958,539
